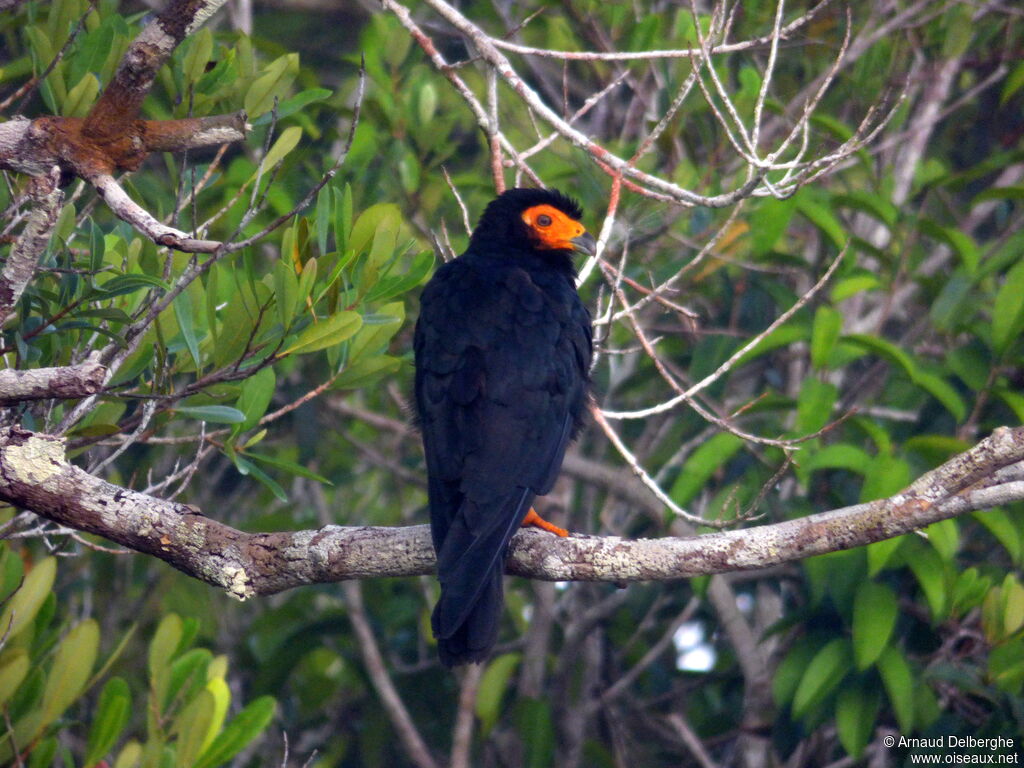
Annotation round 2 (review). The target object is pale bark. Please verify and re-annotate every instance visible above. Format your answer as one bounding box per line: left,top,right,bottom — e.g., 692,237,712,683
1,425,1022,598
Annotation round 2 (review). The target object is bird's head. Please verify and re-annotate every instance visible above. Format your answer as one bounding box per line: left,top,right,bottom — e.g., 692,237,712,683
470,187,597,257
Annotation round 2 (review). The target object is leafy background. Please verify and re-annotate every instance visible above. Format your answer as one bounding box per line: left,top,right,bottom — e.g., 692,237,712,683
1,0,1023,765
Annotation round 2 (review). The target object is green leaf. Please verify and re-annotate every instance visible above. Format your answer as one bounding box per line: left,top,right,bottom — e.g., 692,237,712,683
791,638,852,720
772,636,818,706
273,261,300,331
992,258,1024,356
348,304,404,360
852,582,898,670
833,190,898,227
750,196,797,256
174,689,216,768
877,646,915,732
835,680,880,758
906,541,948,621
1002,61,1024,105
95,273,171,298
830,273,880,302
795,190,846,249
242,452,331,484
192,696,276,768
974,508,1022,564
149,613,183,701
349,203,402,257
234,367,276,434
810,306,842,370
64,72,100,117
859,454,910,503
0,556,56,641
232,454,287,502
332,354,402,389
796,378,837,434
801,444,871,475
476,653,521,735
42,619,100,725
85,677,131,768
284,311,362,355
515,697,555,768
175,405,247,424
244,53,299,117
867,536,905,577
919,219,980,275
669,433,744,506
182,28,213,85
174,291,202,370
252,87,332,126
0,649,30,708
252,125,303,179
924,518,959,561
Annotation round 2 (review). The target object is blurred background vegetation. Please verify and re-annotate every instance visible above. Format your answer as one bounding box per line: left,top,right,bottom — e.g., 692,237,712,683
1,0,1023,765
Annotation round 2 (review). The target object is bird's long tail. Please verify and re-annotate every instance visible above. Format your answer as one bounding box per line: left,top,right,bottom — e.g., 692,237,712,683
432,488,533,666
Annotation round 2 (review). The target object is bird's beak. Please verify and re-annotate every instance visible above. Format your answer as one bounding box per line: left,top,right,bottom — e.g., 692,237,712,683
570,231,597,256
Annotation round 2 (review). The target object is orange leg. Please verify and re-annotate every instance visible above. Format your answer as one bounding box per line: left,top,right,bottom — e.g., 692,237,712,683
521,507,569,537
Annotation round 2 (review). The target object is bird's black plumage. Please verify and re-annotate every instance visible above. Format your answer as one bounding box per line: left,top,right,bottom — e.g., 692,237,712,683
414,188,593,666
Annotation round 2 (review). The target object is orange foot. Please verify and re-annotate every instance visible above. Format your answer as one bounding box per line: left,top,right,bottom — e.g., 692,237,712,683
521,507,569,537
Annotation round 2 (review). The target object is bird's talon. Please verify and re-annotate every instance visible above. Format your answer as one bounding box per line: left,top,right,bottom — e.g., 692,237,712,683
521,507,569,537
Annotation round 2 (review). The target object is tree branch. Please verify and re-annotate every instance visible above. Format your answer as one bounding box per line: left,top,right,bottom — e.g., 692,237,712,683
0,361,106,405
2,425,1023,597
0,166,62,325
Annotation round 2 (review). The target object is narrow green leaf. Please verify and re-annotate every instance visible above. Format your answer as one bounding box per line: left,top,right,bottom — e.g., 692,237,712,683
332,354,402,389
41,618,100,725
242,452,331,484
1002,61,1024,105
792,638,852,720
175,405,247,424
669,433,744,507
284,311,362,355
852,582,898,670
906,542,948,621
148,614,183,687
810,306,842,370
253,125,303,179
0,556,56,641
174,291,202,370
992,258,1024,355
95,273,171,298
772,636,817,706
85,677,131,768
174,690,216,768
234,367,276,434
801,444,871,475
877,646,915,732
974,508,1022,564
64,73,100,117
192,696,276,768
252,87,332,126
835,681,880,758
243,53,299,117
476,653,521,735
0,649,30,708
919,219,980,274
795,191,846,249
182,28,213,85
796,378,837,434
232,455,287,502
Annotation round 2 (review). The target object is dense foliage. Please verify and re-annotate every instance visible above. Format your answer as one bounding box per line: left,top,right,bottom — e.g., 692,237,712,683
1,0,1023,765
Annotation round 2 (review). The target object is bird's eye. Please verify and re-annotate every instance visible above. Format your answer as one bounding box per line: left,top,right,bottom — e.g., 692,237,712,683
536,214,553,227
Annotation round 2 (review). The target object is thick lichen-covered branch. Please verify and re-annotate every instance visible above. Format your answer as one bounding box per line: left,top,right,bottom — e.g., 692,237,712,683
1,426,1022,598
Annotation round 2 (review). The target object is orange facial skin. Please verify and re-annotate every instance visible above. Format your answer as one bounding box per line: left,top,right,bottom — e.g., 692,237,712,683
521,204,587,251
